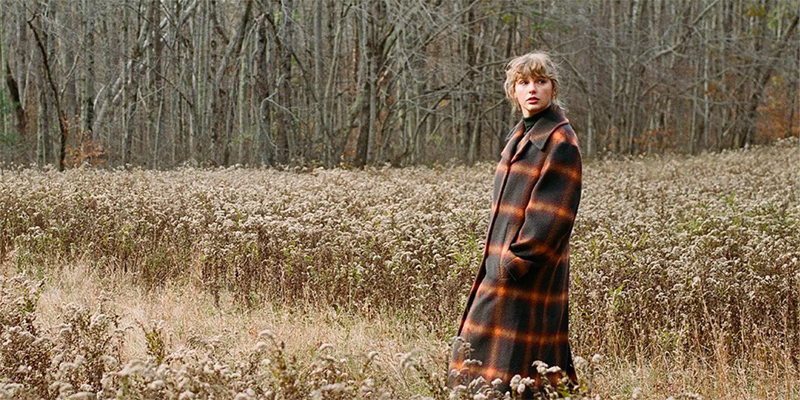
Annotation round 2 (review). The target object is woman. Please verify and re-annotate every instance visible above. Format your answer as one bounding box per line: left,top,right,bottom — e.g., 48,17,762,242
450,52,582,394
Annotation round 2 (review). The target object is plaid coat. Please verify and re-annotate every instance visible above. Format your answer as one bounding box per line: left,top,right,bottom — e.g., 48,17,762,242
450,106,582,391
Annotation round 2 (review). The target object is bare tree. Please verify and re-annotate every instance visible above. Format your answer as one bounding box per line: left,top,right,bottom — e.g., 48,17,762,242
1,0,798,169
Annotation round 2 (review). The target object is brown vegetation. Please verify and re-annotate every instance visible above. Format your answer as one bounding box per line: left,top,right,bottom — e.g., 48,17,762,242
0,139,799,398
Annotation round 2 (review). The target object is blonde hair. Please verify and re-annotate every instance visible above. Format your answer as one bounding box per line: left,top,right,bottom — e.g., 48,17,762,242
504,52,562,112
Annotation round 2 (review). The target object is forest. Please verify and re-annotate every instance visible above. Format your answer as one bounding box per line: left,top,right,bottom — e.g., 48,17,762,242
1,0,799,169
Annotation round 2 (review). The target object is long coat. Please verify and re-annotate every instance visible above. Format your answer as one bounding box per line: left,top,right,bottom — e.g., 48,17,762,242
450,106,582,391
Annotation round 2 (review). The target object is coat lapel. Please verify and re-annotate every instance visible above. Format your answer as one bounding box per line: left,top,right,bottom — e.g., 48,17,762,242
510,106,569,163
502,121,526,162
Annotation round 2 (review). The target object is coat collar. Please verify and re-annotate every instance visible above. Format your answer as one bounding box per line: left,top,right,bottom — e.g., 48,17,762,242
502,106,569,162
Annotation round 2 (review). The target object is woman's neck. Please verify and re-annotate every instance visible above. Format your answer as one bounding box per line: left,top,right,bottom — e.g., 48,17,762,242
523,111,543,131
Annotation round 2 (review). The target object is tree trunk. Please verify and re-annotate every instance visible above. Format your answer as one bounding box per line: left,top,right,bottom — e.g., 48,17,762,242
81,0,96,165
354,1,370,168
211,0,253,166
123,1,152,167
3,61,26,137
463,1,478,165
254,17,272,165
313,0,324,163
275,0,294,165
28,10,67,171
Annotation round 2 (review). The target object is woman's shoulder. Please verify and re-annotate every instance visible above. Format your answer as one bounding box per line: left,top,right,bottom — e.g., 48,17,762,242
555,122,577,140
550,120,579,148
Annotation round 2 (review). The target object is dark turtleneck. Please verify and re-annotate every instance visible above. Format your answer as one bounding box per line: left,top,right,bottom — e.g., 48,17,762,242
515,112,544,154
523,112,543,132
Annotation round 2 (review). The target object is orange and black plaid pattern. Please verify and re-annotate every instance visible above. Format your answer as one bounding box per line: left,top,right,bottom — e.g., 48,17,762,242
450,106,582,392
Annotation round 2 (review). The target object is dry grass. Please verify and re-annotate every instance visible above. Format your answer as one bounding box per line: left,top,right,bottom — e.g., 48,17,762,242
31,263,444,370
1,138,799,399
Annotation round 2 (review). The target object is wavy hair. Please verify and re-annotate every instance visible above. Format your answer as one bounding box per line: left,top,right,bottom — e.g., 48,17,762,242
504,52,563,112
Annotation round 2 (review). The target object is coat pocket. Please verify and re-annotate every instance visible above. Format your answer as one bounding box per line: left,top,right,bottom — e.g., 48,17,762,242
500,249,534,281
498,222,531,281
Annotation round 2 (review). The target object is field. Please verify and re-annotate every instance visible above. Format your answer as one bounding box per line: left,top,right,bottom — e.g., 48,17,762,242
1,139,799,399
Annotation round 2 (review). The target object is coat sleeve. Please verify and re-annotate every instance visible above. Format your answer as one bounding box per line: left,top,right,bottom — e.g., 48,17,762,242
502,130,582,281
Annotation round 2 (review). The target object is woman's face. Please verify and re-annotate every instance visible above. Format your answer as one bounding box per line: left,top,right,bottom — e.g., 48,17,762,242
514,76,553,118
